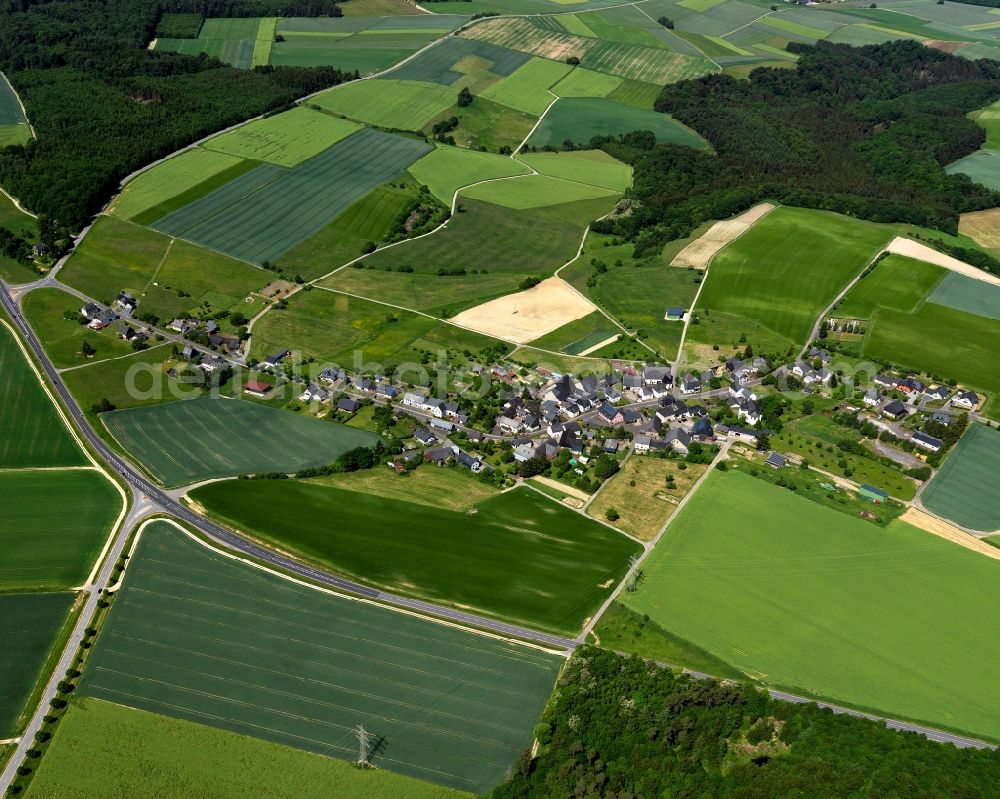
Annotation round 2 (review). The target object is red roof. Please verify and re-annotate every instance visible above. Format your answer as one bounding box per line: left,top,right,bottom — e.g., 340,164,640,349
244,380,271,393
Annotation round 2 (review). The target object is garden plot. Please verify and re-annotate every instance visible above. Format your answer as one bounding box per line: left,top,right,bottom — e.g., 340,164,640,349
450,276,596,343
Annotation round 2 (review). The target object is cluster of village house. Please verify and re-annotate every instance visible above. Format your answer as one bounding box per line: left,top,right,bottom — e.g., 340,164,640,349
80,291,244,375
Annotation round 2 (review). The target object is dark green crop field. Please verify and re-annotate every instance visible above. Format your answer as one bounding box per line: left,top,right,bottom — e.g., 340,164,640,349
0,322,86,468
922,423,1000,533
0,592,74,736
153,129,432,265
0,470,121,590
103,397,381,487
80,522,561,794
190,482,640,635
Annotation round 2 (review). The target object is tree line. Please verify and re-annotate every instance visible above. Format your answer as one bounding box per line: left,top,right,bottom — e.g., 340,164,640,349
491,647,1000,798
0,0,350,232
593,40,1000,256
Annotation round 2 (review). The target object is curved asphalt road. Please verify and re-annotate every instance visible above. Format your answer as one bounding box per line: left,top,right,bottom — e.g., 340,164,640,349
2,280,996,756
0,282,578,651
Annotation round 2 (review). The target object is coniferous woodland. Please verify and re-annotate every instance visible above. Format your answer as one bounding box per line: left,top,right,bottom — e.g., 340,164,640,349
0,0,348,232
594,40,1000,255
492,648,1000,799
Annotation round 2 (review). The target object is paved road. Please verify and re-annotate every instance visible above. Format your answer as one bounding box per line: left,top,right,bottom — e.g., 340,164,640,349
0,281,577,651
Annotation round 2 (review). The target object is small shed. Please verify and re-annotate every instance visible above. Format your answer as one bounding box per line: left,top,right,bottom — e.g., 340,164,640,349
664,307,686,321
859,483,888,504
765,452,786,469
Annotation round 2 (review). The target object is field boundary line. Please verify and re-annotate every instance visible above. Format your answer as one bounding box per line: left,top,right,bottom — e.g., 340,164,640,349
514,91,559,154
575,332,619,356
721,10,775,39
154,515,571,657
0,317,129,588
578,441,729,641
631,3,722,71
57,341,171,373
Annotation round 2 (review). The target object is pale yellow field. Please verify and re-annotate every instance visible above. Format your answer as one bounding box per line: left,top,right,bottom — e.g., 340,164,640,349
885,236,1000,287
671,203,775,268
587,455,708,541
902,507,1000,560
958,208,1000,249
308,463,497,510
463,17,595,62
450,276,597,343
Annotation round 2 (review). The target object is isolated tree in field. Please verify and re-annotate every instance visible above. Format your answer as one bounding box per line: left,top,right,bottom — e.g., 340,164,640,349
657,16,674,28
457,86,474,107
606,508,620,522
566,56,580,65
79,339,95,357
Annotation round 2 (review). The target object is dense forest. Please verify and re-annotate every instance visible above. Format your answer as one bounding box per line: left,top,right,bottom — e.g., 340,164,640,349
492,648,1000,799
0,0,349,232
159,0,341,17
595,40,1000,255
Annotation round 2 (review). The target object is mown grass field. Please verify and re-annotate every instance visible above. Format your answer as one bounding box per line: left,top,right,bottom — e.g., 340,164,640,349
251,287,504,366
479,57,571,115
153,128,432,264
0,470,120,590
526,310,616,354
834,254,943,320
60,344,182,419
191,482,641,634
587,454,708,542
622,468,1000,742
463,174,619,209
103,397,381,487
110,148,247,222
22,288,137,369
80,522,562,793
157,17,261,69
0,322,85,468
696,207,889,347
201,106,360,166
519,150,632,192
927,270,1000,321
528,96,707,149
309,463,499,510
0,592,74,736
276,179,422,280
26,698,472,799
863,300,1000,400
552,66,622,97
409,145,530,204
313,80,461,130
59,216,269,322
425,96,536,152
922,423,1000,532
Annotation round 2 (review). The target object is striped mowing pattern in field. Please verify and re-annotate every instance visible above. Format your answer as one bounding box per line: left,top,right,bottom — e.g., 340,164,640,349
0,323,85,468
583,40,715,84
462,16,594,61
153,129,432,264
103,396,381,487
81,522,563,794
922,423,1000,532
479,57,572,115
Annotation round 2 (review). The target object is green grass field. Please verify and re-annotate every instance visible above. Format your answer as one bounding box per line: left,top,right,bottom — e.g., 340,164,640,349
0,470,120,590
863,300,1000,399
22,288,138,369
251,286,502,364
946,149,1000,191
110,148,247,222
527,96,706,149
26,698,471,799
201,106,360,166
191,482,640,634
59,216,269,322
157,18,261,69
0,192,38,281
275,179,422,279
696,207,889,347
153,128,432,264
0,322,85,468
518,150,632,192
0,592,74,736
552,66,622,97
834,254,944,320
80,521,562,793
526,311,617,353
927,270,1000,321
922,423,1000,532
103,397,381,487
387,36,530,85
425,96,537,153
462,174,619,209
313,80,461,130
480,57,571,115
409,146,531,203
622,469,1000,742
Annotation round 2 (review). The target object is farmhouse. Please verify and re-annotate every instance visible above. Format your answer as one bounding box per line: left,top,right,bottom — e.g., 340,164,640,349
299,383,329,403
336,397,360,414
863,388,882,407
912,430,943,452
681,375,700,395
318,367,343,384
424,447,453,465
663,427,691,455
881,399,907,421
859,483,889,504
243,380,271,397
114,291,138,316
81,303,117,329
413,427,436,445
643,365,672,386
952,390,979,411
924,385,950,402
598,402,624,426
262,348,291,370
728,426,760,445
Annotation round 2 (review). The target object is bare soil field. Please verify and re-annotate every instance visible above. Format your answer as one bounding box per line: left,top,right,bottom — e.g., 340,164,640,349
463,18,595,62
670,203,775,268
884,237,1000,287
902,507,1000,560
450,277,597,342
958,208,1000,249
